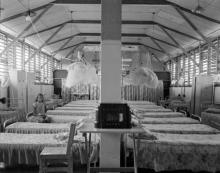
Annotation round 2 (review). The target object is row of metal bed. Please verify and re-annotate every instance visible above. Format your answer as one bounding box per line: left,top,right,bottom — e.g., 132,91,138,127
1,100,99,167
127,101,220,172
1,100,220,172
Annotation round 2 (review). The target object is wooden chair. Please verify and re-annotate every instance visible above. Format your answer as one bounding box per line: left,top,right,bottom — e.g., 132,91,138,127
39,123,76,173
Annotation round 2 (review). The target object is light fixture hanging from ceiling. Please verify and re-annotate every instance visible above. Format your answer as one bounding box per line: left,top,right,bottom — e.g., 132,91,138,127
25,0,36,22
193,0,205,14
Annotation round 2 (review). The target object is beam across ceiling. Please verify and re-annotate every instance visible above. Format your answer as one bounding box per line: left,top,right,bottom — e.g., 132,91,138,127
25,24,66,64
53,0,170,5
175,7,220,58
23,20,200,41
166,1,220,25
52,36,74,57
0,2,55,24
150,38,171,58
0,4,53,58
54,0,220,25
47,32,178,48
53,41,164,53
159,25,199,67
23,20,155,38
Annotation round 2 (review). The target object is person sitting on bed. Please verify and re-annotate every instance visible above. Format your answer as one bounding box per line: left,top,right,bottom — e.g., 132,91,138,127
27,93,50,123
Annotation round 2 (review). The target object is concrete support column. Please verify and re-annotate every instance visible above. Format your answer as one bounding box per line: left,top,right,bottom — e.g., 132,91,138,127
100,0,122,103
100,0,122,169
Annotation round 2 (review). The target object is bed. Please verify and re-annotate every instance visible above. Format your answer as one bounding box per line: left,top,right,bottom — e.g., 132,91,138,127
132,115,220,172
136,132,220,172
127,101,156,105
55,106,97,111
201,109,220,130
136,111,184,118
0,129,98,167
0,108,26,131
48,115,87,123
142,123,220,134
46,110,96,116
4,122,71,134
130,105,163,109
132,108,172,113
139,117,200,124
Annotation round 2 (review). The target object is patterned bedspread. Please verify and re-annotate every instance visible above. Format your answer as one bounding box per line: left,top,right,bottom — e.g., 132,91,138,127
55,107,97,111
137,132,220,172
127,101,155,105
131,106,163,111
0,132,98,166
139,117,200,124
5,122,71,134
201,112,220,130
48,115,86,123
136,112,184,118
133,108,172,113
47,110,95,116
0,109,26,131
142,124,220,134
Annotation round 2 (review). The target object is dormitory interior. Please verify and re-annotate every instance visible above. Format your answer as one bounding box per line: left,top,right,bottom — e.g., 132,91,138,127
0,0,220,173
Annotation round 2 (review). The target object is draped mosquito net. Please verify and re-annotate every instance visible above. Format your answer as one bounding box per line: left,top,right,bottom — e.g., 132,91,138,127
123,48,158,88
65,61,99,88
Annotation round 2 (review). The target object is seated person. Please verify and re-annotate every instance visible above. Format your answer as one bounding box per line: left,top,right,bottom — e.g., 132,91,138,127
27,93,50,123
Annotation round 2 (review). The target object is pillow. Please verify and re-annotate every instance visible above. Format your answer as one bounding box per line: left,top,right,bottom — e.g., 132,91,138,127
131,131,157,140
205,108,220,114
208,104,220,109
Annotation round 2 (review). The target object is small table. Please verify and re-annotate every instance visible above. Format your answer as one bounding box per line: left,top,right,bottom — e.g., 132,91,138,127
79,124,144,173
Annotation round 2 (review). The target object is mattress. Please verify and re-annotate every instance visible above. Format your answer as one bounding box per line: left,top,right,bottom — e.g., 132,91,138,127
139,117,200,124
131,105,163,109
126,101,155,105
137,112,184,118
48,115,87,123
55,106,97,111
142,124,220,134
0,132,98,166
201,112,220,130
137,133,220,172
133,108,172,113
5,122,71,134
47,110,95,116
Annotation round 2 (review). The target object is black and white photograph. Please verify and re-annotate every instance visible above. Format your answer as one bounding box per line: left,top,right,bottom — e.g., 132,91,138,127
0,0,220,173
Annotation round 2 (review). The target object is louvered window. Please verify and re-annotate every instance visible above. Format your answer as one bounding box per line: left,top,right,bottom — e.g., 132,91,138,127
7,38,14,69
209,41,217,74
29,48,35,73
24,45,30,72
201,47,208,74
194,49,200,76
0,30,60,84
171,61,176,81
189,54,194,85
0,33,7,77
15,42,22,70
48,56,53,84
35,53,40,83
184,56,189,86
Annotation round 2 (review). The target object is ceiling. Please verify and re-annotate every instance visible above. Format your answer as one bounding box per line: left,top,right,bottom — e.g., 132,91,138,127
0,0,220,64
